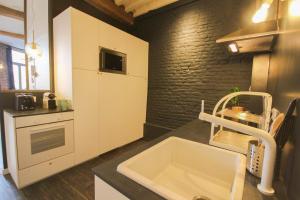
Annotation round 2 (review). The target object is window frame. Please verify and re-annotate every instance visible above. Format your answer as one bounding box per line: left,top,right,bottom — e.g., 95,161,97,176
12,62,26,90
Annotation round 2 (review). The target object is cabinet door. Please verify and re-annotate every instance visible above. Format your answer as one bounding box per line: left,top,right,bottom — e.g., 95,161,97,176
98,20,149,78
71,9,99,71
95,176,129,200
98,73,147,154
73,69,99,164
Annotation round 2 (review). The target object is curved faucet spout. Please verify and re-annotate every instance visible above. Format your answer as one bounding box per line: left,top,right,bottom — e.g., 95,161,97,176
199,112,276,195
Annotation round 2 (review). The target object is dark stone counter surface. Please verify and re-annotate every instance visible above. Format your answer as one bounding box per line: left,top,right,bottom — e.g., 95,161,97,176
4,108,74,118
93,120,288,200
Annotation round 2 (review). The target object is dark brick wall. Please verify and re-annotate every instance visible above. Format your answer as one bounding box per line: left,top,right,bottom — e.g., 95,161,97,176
132,0,254,129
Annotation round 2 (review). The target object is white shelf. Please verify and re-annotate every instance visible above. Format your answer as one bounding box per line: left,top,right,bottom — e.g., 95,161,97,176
210,130,257,154
217,109,262,124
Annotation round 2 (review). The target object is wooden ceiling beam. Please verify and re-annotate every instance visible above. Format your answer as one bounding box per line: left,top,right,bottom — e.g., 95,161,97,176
83,0,134,25
133,0,178,17
115,0,130,6
125,0,153,13
0,30,24,39
0,4,24,21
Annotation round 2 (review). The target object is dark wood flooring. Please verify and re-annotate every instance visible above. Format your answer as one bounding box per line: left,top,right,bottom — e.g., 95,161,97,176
0,139,146,200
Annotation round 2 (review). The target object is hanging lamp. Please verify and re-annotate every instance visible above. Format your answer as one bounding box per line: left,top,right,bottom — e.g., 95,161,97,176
25,0,42,59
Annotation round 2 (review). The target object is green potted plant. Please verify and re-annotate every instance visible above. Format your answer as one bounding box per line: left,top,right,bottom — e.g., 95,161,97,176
229,87,244,112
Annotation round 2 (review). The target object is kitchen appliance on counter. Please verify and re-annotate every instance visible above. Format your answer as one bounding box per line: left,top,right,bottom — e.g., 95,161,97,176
15,93,36,111
43,92,57,109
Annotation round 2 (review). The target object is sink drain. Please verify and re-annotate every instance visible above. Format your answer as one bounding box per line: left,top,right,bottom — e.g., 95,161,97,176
192,195,211,200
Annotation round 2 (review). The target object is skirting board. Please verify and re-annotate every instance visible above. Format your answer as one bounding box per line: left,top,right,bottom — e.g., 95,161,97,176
0,168,9,175
143,123,173,140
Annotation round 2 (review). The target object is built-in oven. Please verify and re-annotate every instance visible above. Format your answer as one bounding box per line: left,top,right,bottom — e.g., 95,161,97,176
16,120,74,169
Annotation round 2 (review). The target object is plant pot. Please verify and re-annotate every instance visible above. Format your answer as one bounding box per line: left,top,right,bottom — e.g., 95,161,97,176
232,106,244,112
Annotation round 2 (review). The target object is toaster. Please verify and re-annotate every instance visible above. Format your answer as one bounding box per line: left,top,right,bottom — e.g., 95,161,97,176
15,93,36,111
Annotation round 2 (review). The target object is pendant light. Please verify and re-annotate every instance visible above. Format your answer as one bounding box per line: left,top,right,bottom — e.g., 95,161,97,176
25,31,42,59
25,0,42,59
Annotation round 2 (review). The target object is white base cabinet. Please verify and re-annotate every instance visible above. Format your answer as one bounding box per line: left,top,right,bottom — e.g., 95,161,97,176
98,73,147,154
4,111,75,188
18,153,74,188
73,69,99,164
95,176,129,200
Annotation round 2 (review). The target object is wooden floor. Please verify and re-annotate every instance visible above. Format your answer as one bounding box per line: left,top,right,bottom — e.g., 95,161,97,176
0,139,146,200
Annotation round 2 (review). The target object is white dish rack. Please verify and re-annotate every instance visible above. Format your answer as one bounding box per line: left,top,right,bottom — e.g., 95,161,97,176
209,91,272,154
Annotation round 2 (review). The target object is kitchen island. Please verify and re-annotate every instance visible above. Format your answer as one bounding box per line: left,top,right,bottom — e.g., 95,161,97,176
93,120,288,200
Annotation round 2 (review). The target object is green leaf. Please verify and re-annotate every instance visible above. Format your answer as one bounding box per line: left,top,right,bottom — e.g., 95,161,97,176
229,87,240,106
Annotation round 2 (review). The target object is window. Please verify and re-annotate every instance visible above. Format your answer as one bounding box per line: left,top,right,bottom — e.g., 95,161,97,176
0,45,50,91
12,49,26,90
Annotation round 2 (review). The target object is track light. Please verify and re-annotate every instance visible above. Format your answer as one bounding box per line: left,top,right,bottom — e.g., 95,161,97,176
228,43,239,53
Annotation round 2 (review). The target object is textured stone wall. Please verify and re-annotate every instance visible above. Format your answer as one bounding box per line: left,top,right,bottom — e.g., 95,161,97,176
132,0,254,129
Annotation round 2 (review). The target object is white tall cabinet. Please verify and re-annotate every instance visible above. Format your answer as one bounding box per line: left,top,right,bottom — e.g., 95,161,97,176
53,7,148,165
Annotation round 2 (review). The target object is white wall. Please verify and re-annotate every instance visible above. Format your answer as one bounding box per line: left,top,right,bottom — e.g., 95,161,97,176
26,0,50,90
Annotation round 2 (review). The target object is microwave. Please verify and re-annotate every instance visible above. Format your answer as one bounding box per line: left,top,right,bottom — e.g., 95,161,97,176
99,47,127,74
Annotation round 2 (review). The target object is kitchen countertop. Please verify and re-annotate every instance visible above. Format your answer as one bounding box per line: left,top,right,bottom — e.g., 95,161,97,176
93,120,288,200
4,108,74,118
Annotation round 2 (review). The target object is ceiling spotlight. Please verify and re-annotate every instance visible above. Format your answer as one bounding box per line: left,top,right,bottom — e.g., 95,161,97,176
228,43,239,53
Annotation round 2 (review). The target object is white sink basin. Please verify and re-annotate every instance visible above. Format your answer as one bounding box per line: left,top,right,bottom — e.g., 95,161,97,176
117,137,246,200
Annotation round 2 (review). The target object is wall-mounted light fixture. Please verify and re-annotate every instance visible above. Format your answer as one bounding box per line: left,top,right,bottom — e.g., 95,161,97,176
252,0,274,23
289,0,300,17
228,43,239,53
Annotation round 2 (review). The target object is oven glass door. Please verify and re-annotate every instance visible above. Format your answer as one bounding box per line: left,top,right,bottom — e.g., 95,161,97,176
17,120,74,169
